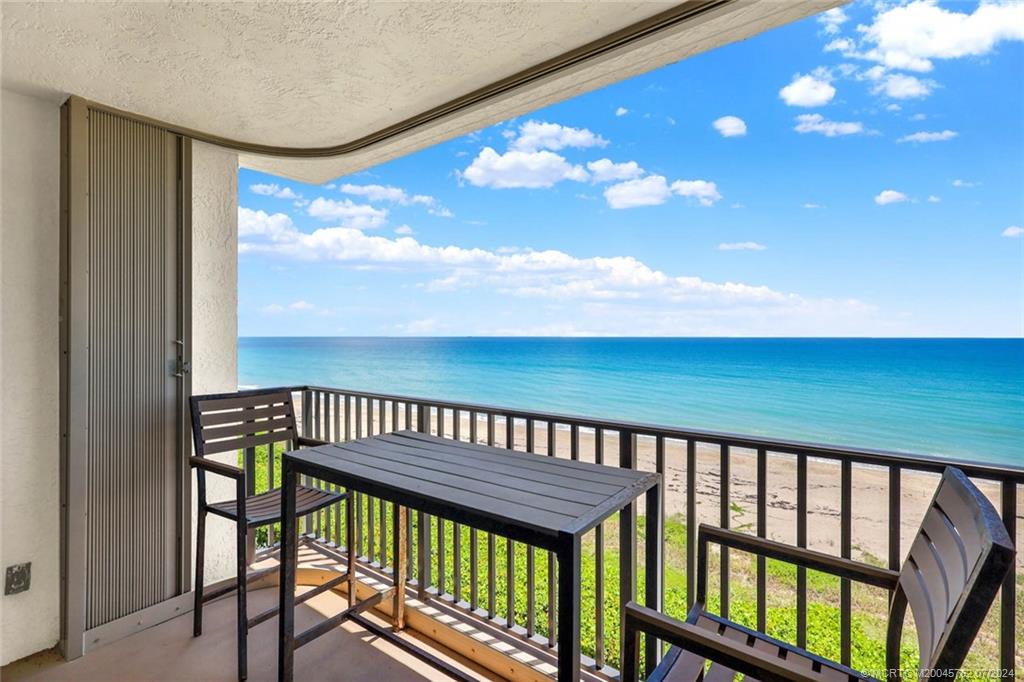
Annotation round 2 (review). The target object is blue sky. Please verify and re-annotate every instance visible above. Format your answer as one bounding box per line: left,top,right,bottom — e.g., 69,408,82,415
238,0,1024,337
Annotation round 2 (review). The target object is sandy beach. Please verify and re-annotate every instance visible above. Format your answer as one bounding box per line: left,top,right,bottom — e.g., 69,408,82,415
347,407,1024,569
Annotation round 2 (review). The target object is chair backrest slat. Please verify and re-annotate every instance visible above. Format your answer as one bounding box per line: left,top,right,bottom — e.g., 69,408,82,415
190,388,299,460
888,467,1014,677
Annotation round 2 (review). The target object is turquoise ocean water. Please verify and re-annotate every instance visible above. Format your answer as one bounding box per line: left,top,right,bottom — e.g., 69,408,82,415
239,337,1023,467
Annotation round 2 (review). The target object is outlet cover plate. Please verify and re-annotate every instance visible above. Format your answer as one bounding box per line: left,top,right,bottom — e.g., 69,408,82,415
5,563,31,595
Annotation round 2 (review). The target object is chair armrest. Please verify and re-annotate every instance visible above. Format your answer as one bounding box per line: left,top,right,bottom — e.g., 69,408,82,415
623,602,823,682
697,524,899,599
296,436,327,447
189,455,244,480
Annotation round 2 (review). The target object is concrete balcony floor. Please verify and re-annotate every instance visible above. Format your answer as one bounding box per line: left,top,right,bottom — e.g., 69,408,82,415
4,583,498,682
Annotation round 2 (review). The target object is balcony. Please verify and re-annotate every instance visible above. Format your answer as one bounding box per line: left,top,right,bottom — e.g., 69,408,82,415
5,385,1020,681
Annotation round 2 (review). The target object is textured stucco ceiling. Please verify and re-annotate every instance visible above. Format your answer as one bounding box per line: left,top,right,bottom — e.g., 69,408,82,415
2,1,840,182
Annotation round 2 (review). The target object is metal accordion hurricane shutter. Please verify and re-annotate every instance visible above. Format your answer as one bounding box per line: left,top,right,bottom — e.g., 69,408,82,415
84,109,179,630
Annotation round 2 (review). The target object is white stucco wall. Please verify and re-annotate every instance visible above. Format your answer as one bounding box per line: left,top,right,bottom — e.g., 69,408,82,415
0,100,239,665
0,88,61,666
190,141,239,585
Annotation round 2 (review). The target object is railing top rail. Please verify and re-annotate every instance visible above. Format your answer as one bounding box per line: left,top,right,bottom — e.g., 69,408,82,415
292,384,1024,483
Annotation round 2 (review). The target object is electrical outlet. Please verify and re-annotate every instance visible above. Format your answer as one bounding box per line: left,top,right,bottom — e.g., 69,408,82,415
5,563,31,595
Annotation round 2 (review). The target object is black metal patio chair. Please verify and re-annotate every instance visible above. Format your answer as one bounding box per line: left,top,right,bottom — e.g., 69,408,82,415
623,466,1015,682
190,388,346,681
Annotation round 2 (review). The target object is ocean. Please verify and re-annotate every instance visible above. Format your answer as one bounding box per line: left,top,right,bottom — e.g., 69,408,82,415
238,337,1024,467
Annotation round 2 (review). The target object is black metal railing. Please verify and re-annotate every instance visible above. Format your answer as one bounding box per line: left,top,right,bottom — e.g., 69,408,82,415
245,385,1022,676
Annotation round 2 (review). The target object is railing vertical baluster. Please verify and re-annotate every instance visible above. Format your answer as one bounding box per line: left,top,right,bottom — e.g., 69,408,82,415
486,412,496,620
645,435,666,673
506,414,516,628
619,429,637,662
379,496,387,567
267,442,276,546
453,408,460,441
487,527,497,620
593,428,605,665
506,414,514,449
840,459,852,666
454,518,462,603
301,390,313,536
686,439,697,607
355,396,362,439
756,447,767,633
404,401,411,431
526,418,536,638
470,408,479,611
720,443,729,618
888,466,901,571
437,511,446,595
367,488,376,564
333,393,341,545
344,395,351,441
1000,480,1017,672
506,536,515,628
416,403,431,599
570,424,579,460
549,421,558,649
391,399,398,433
796,452,808,649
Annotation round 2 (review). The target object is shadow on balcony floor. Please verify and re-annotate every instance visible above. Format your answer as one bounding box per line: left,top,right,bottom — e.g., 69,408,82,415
3,585,499,682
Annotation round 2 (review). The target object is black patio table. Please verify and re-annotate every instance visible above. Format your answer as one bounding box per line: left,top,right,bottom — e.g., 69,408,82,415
277,429,662,682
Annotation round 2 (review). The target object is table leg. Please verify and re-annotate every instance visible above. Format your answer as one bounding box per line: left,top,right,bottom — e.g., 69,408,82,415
556,534,581,682
393,504,407,630
644,481,664,676
277,459,297,682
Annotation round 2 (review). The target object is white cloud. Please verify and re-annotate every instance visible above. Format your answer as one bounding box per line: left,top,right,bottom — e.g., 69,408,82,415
803,202,823,209
825,37,856,53
461,147,588,189
615,107,629,117
897,129,957,143
510,120,608,152
604,175,671,209
586,158,645,183
1002,225,1024,238
307,197,387,228
397,318,440,335
239,207,302,242
873,73,934,99
238,210,877,333
886,103,902,112
339,183,408,203
394,225,414,235
910,113,927,121
261,300,322,315
818,7,849,35
794,113,864,137
927,195,941,203
779,74,836,107
952,179,979,187
671,180,723,207
712,115,748,137
339,183,453,217
239,210,819,308
250,183,300,199
719,242,767,251
874,189,909,205
859,0,1024,73
601,175,723,210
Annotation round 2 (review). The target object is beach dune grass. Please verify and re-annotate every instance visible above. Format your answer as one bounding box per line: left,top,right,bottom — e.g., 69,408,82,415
239,446,1014,674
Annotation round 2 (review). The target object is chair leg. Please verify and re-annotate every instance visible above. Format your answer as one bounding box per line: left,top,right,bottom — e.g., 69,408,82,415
193,507,206,637
237,516,248,681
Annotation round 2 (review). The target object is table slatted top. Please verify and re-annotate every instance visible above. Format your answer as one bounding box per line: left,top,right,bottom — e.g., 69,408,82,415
285,430,658,546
